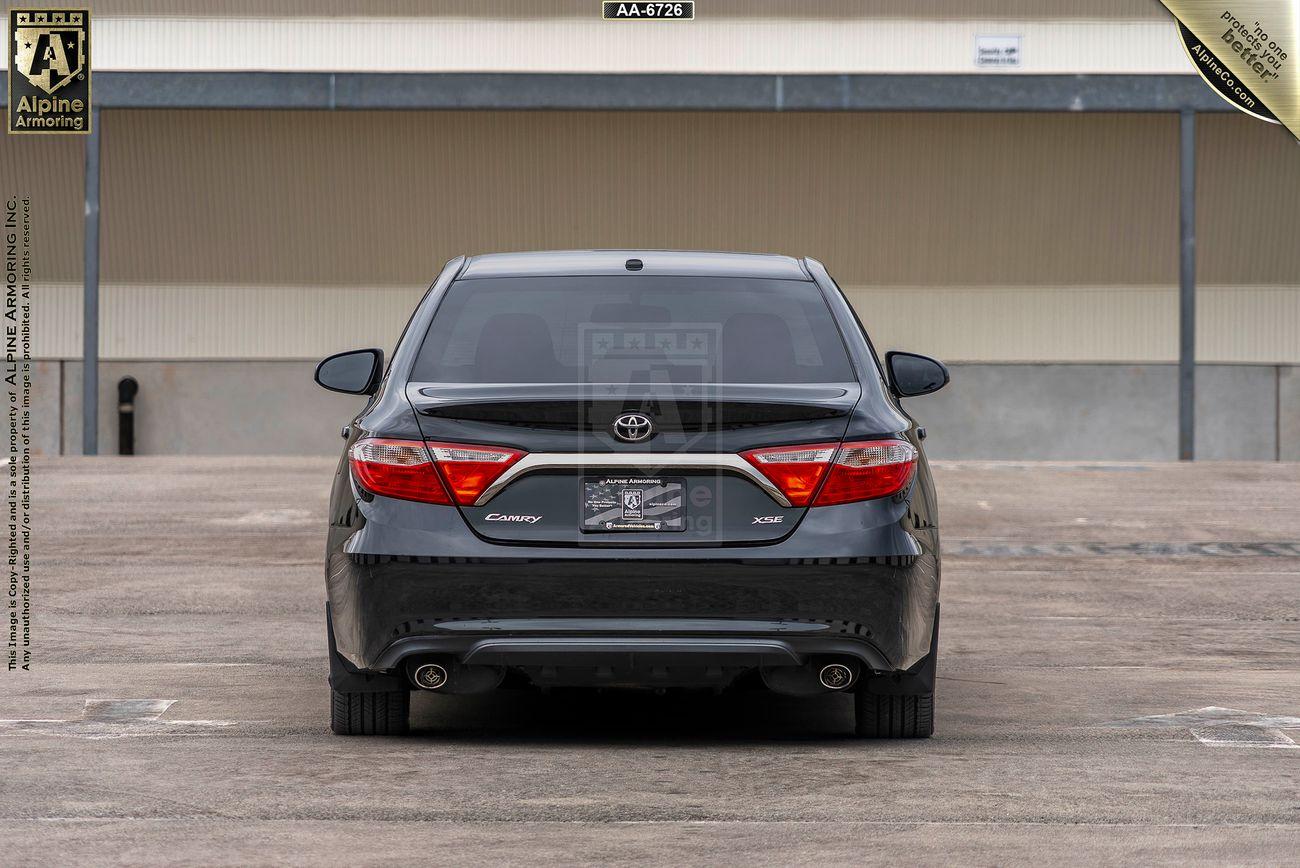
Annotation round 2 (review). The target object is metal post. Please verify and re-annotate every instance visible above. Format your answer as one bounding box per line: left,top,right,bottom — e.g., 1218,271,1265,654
1178,109,1196,461
117,376,138,455
83,106,101,455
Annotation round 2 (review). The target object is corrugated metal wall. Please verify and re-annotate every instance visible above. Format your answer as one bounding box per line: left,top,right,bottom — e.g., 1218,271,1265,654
6,110,1298,363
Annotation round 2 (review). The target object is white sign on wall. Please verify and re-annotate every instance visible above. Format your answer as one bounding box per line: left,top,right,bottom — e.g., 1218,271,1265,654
975,35,1022,67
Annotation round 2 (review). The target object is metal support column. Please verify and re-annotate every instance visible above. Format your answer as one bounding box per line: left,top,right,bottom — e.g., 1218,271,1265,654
1178,109,1196,461
82,106,101,455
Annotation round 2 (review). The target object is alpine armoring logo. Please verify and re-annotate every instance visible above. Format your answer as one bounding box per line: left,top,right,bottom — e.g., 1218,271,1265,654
8,8,91,134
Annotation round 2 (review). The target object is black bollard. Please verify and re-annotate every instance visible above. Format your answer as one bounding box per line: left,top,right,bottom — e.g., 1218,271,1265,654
117,376,139,455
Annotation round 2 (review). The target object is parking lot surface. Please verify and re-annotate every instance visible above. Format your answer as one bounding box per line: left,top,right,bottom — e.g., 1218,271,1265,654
3,458,1298,865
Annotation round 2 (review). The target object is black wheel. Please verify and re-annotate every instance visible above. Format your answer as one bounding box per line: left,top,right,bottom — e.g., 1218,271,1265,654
854,604,938,738
330,688,410,736
853,690,934,738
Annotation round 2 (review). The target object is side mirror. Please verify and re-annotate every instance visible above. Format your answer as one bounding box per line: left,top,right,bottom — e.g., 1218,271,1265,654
886,351,949,398
315,348,384,395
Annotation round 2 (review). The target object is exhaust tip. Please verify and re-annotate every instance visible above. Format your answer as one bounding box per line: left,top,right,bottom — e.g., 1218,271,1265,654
818,663,855,690
412,663,449,691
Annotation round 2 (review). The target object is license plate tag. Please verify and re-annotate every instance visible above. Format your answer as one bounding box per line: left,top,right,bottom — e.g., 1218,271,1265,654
581,476,685,532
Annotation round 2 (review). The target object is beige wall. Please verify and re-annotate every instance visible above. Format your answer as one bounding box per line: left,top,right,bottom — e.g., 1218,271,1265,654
5,110,1298,363
61,17,1185,75
3,1,1185,75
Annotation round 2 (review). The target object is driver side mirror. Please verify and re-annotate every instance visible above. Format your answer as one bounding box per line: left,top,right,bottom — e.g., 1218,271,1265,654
886,351,949,398
315,348,384,396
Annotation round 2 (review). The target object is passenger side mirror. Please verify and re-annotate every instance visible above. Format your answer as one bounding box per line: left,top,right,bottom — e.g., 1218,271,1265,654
886,351,949,398
315,348,384,395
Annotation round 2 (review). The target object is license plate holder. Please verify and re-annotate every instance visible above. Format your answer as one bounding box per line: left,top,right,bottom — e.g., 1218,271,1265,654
581,476,686,532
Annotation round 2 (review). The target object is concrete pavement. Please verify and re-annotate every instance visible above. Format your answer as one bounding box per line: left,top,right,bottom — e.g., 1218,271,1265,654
2,458,1297,865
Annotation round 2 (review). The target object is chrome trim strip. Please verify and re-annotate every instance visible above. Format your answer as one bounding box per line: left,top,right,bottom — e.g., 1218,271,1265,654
475,452,791,507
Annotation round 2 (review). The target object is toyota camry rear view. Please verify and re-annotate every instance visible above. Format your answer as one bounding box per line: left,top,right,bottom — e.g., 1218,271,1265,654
314,250,949,737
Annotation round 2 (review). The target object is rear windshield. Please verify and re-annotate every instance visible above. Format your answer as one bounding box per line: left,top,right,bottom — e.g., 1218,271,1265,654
411,276,856,385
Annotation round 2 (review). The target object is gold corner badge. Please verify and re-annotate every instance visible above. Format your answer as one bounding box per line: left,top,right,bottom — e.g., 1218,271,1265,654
1162,1,1296,138
8,8,91,134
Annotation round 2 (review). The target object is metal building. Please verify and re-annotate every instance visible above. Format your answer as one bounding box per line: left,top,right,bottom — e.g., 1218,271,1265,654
4,1,1298,458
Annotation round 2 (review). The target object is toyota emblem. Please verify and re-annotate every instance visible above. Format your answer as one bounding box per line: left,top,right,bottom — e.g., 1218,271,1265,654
611,413,654,443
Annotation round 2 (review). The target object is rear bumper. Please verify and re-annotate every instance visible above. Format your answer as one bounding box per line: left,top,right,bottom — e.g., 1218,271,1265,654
327,549,939,676
326,493,940,678
374,625,892,672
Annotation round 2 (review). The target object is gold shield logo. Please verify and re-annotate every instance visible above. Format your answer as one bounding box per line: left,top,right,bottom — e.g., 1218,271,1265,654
8,9,91,133
13,10,86,95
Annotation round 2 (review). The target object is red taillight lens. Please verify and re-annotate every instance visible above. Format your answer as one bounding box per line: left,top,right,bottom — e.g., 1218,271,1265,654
349,438,450,504
814,439,917,505
740,443,838,507
350,439,526,505
425,441,525,505
741,439,917,507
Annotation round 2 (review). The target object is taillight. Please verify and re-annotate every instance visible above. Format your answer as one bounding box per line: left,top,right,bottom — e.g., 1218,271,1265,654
814,440,917,505
425,441,525,505
349,439,450,504
739,443,838,507
741,439,916,507
349,439,526,505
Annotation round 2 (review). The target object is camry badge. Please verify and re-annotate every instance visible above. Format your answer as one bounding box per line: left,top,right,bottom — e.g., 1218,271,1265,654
611,413,654,443
484,513,542,524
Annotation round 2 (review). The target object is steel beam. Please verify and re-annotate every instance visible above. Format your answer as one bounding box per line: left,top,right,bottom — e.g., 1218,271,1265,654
83,106,101,456
1178,109,1196,461
2,73,1236,112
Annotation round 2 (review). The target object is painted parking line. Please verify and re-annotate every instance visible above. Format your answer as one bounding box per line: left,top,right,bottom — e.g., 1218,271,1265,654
0,700,248,740
1109,706,1300,749
945,541,1300,557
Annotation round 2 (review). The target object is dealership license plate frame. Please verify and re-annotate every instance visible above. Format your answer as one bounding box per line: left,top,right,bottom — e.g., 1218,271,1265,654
581,476,686,532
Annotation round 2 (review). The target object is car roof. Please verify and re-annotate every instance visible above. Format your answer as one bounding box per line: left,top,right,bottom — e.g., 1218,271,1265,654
457,250,809,281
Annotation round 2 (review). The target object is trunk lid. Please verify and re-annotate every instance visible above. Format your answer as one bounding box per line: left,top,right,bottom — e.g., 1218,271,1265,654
407,382,860,545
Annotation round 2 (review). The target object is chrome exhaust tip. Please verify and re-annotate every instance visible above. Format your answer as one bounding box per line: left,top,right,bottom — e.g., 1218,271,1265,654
412,663,449,691
818,663,855,690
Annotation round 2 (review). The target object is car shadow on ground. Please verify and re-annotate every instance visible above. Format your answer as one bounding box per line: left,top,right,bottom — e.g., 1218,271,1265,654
404,686,867,744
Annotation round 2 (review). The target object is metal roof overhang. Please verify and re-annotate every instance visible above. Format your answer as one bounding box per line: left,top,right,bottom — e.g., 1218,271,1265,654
1,72,1229,112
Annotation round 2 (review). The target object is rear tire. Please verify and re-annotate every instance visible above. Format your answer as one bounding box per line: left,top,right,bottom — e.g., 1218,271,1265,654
853,690,934,738
854,604,938,738
330,688,410,736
